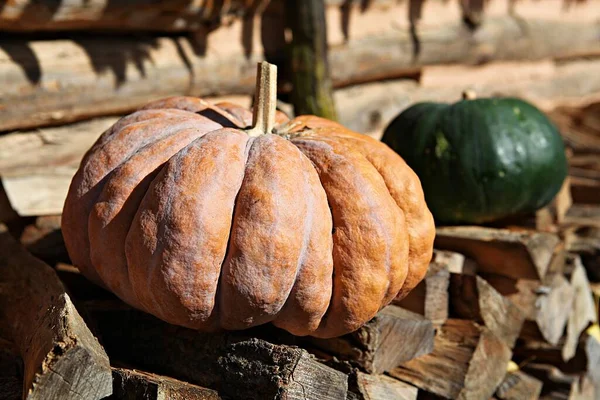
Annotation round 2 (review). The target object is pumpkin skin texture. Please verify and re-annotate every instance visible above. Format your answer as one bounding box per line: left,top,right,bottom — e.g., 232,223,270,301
62,96,435,338
381,98,568,224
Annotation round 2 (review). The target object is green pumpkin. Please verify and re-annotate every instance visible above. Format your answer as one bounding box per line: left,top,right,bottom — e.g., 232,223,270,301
381,96,568,224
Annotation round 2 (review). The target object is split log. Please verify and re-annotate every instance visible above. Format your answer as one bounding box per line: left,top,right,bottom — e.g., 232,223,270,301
82,301,348,400
450,268,525,348
494,370,543,400
111,368,221,400
522,364,596,400
512,332,600,388
0,337,22,400
389,319,512,400
0,225,112,399
563,255,597,361
348,372,418,400
564,205,600,229
435,226,561,280
394,250,455,326
565,226,600,282
308,306,434,374
484,270,574,346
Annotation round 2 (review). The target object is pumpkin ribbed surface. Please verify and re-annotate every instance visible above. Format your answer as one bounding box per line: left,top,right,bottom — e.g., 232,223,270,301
62,96,434,338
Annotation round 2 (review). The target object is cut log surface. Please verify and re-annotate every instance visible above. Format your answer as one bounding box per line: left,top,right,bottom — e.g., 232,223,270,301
450,271,525,348
523,363,596,400
389,319,512,400
563,255,597,362
495,370,543,400
82,302,348,400
394,250,454,326
435,226,561,280
0,226,112,400
309,306,434,374
110,368,221,400
349,372,418,400
565,225,600,283
485,271,574,345
565,205,600,228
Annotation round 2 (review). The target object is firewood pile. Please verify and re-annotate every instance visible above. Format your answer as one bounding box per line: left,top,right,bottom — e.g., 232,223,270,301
0,102,596,399
1,1,600,399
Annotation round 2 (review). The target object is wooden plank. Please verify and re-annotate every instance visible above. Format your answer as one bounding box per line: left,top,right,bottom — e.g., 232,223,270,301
564,205,600,228
389,319,512,400
0,225,112,400
349,372,418,400
495,370,543,400
3,58,600,216
111,368,221,400
0,0,253,31
435,226,561,280
82,301,348,400
308,306,434,374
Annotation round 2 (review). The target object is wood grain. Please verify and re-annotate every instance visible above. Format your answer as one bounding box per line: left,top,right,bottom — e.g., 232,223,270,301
0,225,112,400
308,306,434,374
111,368,221,400
389,319,512,399
1,3,599,132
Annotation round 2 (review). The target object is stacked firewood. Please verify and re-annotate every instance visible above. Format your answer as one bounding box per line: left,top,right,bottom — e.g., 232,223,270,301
1,1,600,399
0,103,598,399
1,173,599,399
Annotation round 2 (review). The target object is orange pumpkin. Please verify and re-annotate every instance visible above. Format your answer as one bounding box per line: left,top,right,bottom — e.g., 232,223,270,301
61,63,435,338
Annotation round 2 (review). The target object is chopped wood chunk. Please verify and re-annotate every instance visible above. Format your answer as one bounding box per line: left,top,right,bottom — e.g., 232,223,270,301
83,302,348,400
0,226,112,399
495,370,543,400
309,306,434,374
395,250,455,326
389,319,511,400
111,368,221,400
435,226,561,280
348,372,418,400
450,272,525,348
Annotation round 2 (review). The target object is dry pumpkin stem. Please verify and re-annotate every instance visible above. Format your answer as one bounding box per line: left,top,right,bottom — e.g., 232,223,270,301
247,61,278,137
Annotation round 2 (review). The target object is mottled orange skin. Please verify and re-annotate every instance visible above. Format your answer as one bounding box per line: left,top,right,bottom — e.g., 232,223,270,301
62,96,435,338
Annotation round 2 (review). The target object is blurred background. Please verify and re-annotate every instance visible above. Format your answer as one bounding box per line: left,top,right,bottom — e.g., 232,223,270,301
0,0,598,219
